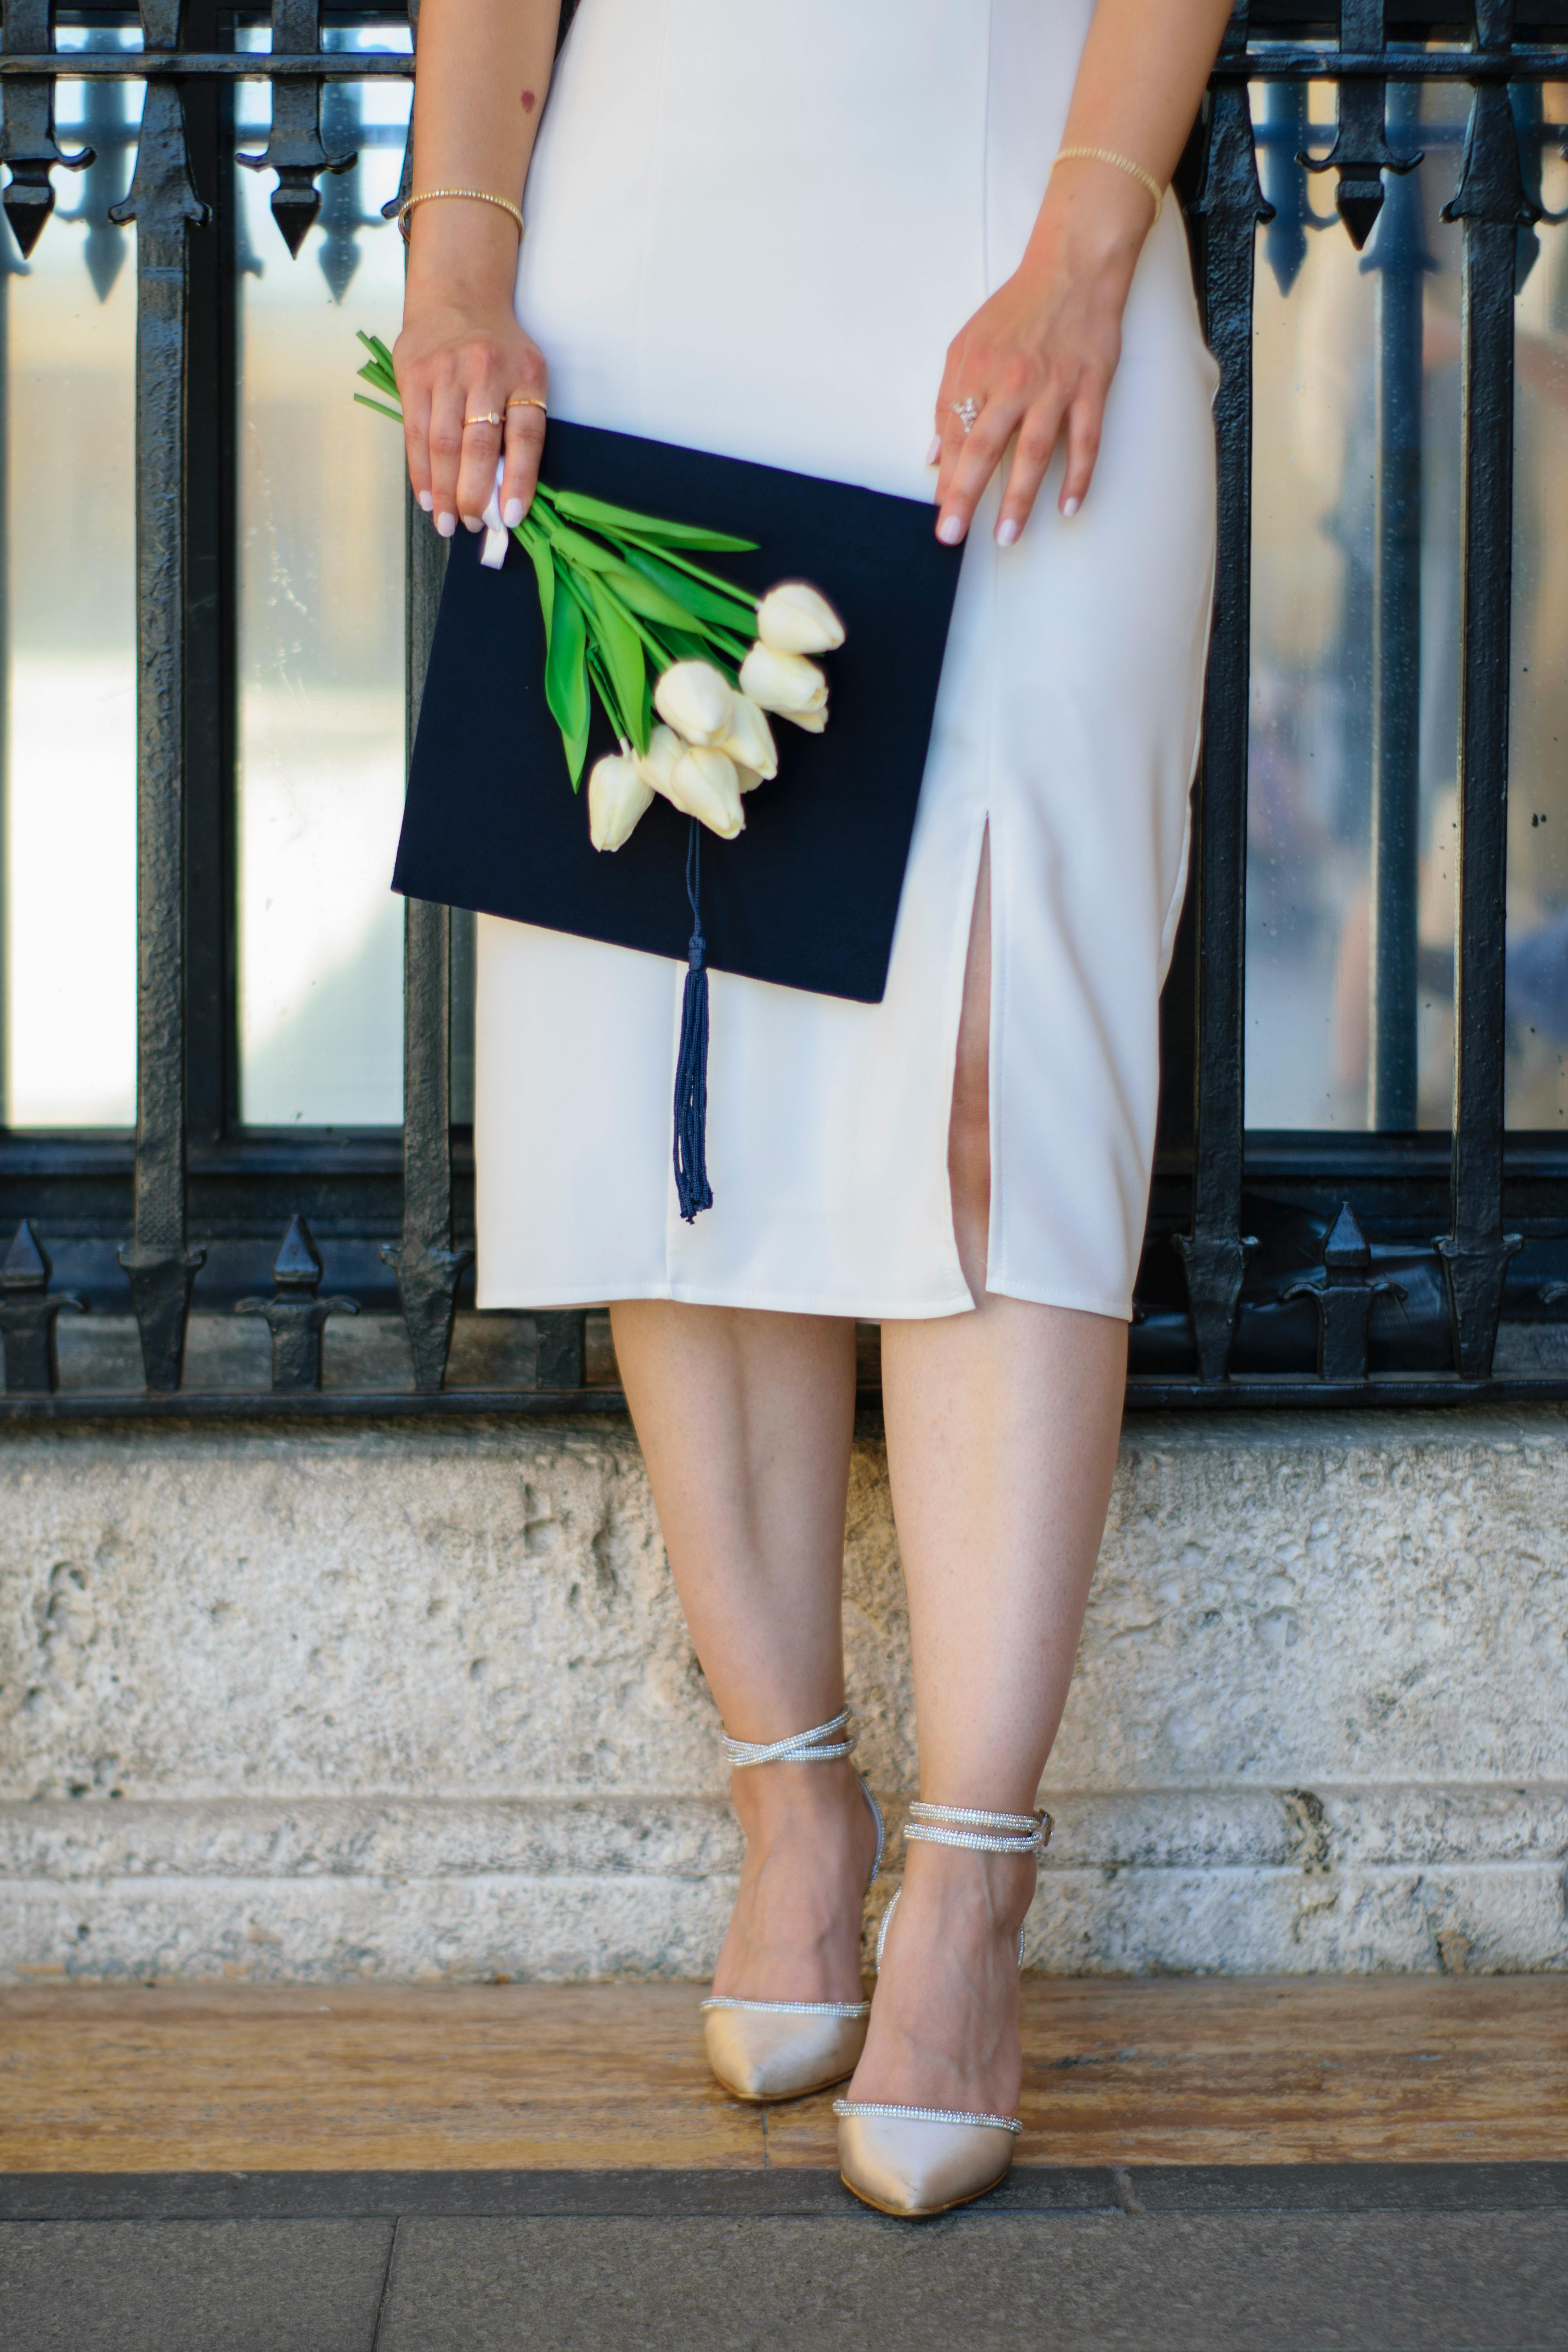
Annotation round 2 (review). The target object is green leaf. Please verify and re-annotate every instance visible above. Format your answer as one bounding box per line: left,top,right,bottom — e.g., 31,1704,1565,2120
553,487,757,550
619,544,755,631
539,517,629,576
586,575,650,755
545,578,591,787
599,562,698,630
519,519,555,655
354,392,405,424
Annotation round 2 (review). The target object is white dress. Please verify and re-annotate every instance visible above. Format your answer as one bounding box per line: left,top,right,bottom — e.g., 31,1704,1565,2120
475,0,1218,1322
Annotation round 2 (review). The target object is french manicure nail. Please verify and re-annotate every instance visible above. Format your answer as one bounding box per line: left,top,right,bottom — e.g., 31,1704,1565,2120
417,490,434,513
436,511,457,539
503,497,525,527
995,517,1019,548
925,437,942,466
936,513,964,546
1062,495,1082,519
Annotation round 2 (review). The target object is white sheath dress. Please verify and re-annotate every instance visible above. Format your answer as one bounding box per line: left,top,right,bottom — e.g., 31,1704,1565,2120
475,0,1218,1322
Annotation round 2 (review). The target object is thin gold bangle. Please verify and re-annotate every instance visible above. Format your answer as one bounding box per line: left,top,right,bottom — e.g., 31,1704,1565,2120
1051,146,1163,225
397,188,526,245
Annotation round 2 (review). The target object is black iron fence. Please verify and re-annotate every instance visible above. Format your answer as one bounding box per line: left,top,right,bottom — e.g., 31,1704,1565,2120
2,0,1568,1416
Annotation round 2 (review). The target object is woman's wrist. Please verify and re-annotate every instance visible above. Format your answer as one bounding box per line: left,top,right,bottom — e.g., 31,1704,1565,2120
1024,163,1154,289
404,201,523,313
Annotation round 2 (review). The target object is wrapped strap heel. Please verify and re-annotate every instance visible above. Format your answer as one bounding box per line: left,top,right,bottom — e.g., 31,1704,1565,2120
835,1800,1051,2218
702,1709,884,2103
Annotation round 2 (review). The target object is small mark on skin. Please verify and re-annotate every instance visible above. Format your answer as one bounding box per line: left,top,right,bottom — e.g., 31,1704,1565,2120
521,88,537,112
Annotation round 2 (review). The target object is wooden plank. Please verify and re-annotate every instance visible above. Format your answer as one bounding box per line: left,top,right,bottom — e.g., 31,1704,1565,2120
0,1984,762,2172
769,1977,1568,2167
1,1976,1563,2174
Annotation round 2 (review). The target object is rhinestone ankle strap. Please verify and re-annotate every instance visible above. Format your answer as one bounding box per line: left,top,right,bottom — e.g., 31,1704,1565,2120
904,1801,1051,1856
719,1708,856,1769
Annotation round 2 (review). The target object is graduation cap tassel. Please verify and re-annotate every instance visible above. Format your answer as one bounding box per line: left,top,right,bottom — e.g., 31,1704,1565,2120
673,820,714,1222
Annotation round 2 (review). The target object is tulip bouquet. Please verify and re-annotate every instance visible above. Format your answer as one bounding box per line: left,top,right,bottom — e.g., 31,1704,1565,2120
354,332,846,856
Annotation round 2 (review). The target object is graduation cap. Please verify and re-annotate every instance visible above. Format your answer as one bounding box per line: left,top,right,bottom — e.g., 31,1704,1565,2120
394,419,963,1216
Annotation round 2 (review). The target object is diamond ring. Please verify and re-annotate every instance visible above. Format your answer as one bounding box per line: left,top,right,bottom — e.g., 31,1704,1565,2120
951,396,982,435
462,410,503,428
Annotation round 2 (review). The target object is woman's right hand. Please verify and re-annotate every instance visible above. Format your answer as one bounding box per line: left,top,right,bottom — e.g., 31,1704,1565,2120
394,249,548,540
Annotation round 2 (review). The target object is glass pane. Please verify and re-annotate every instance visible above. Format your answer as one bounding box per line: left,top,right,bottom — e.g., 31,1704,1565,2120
236,26,410,1126
1506,87,1568,1130
2,32,142,1128
1245,76,1465,1132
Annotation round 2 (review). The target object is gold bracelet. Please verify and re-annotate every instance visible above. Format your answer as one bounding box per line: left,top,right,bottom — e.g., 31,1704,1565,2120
397,187,525,245
1051,146,1163,225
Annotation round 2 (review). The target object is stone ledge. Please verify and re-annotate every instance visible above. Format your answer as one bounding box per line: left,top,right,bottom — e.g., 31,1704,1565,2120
3,1860,1563,1984
3,1785,1564,1879
4,1408,1566,1980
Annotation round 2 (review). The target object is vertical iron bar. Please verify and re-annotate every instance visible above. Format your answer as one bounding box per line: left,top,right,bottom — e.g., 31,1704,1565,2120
111,0,210,1389
1367,80,1430,1130
381,1,471,1387
1435,1,1529,1377
1175,7,1271,1381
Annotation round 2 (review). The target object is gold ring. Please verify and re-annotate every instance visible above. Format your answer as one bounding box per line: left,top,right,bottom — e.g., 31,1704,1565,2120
463,410,502,428
506,394,547,412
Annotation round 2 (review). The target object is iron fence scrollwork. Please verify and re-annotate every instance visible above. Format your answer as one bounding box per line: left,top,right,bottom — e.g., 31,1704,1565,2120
0,1,1566,1414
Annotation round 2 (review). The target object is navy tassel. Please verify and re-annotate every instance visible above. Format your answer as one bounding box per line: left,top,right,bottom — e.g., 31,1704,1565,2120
673,819,714,1221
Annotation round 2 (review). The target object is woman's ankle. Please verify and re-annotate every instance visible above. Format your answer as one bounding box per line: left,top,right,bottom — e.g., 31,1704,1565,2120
893,1837,1037,1945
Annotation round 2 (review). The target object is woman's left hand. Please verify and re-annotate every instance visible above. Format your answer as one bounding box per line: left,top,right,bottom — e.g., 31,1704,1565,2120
932,173,1152,548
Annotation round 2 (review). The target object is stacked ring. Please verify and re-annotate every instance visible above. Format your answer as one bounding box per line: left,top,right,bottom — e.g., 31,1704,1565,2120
506,394,547,413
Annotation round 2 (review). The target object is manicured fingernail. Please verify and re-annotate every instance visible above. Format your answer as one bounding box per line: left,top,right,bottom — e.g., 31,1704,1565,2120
1062,495,1082,519
417,490,433,513
436,511,456,538
503,497,525,527
925,437,942,466
995,517,1019,548
461,513,482,533
936,512,964,545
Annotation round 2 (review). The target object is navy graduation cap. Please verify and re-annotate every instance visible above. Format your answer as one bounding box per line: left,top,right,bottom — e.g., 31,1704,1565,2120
394,420,963,1214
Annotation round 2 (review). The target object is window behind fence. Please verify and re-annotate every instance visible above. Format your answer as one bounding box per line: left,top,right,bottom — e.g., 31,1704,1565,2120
1,3,1566,1412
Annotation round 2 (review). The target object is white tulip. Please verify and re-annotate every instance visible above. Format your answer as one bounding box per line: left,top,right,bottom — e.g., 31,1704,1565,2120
666,746,746,839
756,580,845,655
635,723,685,796
653,659,735,746
781,701,828,733
734,762,764,793
739,642,828,720
719,692,778,780
588,751,654,852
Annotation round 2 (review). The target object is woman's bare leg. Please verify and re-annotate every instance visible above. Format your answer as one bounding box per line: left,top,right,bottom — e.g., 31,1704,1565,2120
610,1300,875,2003
850,835,1128,2113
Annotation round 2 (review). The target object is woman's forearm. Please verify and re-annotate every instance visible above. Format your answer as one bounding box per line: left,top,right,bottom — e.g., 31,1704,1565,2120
931,0,1230,546
396,0,561,535
405,0,562,307
1060,0,1235,191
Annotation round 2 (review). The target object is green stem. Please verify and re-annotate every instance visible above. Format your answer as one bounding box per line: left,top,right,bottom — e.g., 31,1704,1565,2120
611,530,760,612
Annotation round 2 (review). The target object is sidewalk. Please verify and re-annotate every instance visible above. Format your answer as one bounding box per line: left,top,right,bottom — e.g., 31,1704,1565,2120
2,1977,1565,2348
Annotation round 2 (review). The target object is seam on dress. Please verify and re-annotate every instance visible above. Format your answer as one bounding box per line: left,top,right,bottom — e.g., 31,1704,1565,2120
1157,527,1220,982
981,0,996,294
635,0,677,439
981,528,1005,1293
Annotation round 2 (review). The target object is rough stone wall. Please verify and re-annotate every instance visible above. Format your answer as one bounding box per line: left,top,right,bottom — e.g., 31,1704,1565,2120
1,1408,1564,1982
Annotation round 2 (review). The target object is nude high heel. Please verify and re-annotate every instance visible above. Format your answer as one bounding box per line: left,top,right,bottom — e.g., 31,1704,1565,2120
701,1709,885,2103
834,1799,1051,2218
